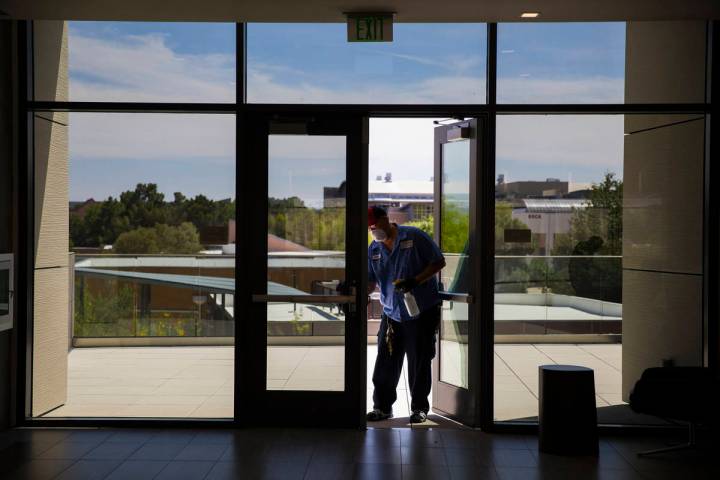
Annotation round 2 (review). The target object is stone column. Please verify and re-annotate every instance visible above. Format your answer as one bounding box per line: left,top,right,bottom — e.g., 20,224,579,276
622,21,707,400
31,20,69,416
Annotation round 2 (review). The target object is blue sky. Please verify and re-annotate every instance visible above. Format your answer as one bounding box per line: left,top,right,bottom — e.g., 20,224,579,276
67,21,626,202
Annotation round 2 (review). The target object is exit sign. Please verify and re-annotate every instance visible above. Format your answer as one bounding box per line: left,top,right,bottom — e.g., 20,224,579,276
347,14,393,42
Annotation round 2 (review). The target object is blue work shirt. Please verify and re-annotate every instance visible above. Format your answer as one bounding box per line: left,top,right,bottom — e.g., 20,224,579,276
368,225,444,322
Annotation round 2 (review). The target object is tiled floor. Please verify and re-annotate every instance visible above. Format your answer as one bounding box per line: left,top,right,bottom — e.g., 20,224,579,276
44,344,627,421
0,427,717,479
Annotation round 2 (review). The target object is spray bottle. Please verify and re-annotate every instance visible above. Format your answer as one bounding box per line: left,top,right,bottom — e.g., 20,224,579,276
394,280,420,317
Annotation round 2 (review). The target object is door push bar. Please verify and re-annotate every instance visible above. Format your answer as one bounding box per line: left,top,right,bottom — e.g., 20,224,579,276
438,292,474,304
252,294,357,304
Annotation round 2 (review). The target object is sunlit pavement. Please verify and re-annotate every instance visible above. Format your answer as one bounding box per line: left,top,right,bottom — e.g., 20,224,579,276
43,344,625,420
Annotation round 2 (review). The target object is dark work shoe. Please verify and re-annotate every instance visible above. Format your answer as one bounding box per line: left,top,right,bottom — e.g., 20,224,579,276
410,410,427,423
367,409,393,421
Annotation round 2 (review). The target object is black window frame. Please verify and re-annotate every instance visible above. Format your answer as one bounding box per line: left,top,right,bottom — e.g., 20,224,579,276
13,20,717,432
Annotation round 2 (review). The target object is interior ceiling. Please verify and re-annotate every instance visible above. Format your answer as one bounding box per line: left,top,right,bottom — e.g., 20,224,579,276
1,0,719,22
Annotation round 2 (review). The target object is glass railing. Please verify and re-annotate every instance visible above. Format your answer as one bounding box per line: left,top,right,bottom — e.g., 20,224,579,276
72,254,235,340
494,255,622,336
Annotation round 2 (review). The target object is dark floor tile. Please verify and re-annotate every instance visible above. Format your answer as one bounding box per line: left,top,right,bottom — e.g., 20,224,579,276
0,440,58,462
204,462,246,480
9,429,73,445
5,459,76,480
219,443,271,463
129,442,186,461
440,430,479,449
154,461,215,480
399,429,443,448
174,443,229,461
478,434,533,451
65,430,114,444
147,431,196,445
104,460,168,480
355,445,402,464
190,431,237,445
353,463,402,480
104,431,155,444
83,442,141,460
310,444,358,464
400,446,447,465
495,467,542,480
534,449,633,471
38,441,98,460
54,459,122,480
448,465,499,480
215,461,307,480
267,443,315,464
362,429,402,447
401,464,450,479
444,447,492,467
491,449,538,468
304,462,354,480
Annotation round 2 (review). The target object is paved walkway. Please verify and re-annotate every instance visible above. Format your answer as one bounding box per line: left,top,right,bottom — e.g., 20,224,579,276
43,344,625,421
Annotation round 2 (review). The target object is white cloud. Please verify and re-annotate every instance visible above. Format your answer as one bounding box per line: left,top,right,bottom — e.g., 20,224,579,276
66,28,626,192
68,31,235,102
498,77,624,104
69,113,234,163
496,115,625,180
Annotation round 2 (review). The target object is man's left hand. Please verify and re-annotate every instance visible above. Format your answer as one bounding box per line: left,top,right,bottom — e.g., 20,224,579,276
393,277,418,293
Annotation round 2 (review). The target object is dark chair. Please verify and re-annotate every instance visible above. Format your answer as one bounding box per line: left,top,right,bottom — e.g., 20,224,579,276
629,367,719,456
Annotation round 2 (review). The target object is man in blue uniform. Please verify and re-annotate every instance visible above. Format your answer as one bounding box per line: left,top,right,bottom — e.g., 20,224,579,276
366,206,445,423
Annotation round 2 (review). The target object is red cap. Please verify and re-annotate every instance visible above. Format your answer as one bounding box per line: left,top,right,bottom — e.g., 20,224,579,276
368,206,387,227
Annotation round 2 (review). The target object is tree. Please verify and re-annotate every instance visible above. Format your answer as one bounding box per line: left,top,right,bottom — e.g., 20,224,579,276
114,223,202,254
70,183,236,250
155,222,203,254
120,183,168,228
552,172,623,256
404,216,433,237
113,227,160,254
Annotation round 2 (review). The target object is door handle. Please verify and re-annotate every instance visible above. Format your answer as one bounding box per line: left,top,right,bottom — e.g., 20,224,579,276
252,294,357,304
438,292,474,304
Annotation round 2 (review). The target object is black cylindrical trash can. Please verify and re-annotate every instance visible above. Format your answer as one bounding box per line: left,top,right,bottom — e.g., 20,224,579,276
538,365,598,455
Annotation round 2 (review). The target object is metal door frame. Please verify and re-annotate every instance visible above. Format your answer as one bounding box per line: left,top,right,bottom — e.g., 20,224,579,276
431,118,488,427
236,112,368,428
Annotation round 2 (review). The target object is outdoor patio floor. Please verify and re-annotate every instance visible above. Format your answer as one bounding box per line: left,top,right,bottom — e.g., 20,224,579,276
43,344,626,421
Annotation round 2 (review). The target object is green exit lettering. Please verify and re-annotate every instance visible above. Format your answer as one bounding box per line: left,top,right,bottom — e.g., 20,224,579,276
356,16,384,41
348,14,393,42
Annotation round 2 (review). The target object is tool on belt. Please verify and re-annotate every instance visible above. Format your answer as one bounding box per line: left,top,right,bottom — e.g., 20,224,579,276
385,321,395,356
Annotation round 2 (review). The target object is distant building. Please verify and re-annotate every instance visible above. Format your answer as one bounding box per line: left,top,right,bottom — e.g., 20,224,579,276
367,176,433,223
69,199,97,218
496,177,591,202
512,199,590,254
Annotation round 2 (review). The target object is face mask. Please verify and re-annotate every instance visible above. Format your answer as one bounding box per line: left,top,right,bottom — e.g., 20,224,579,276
371,228,387,242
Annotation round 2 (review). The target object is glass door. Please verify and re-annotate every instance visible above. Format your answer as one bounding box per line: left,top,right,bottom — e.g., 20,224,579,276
238,114,368,427
431,119,483,426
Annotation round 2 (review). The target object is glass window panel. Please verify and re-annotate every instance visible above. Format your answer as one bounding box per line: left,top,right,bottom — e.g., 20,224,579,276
266,134,346,391
34,21,236,102
247,23,486,104
440,140,471,293
33,112,235,418
498,23,626,104
493,114,705,425
498,22,707,104
439,138,471,388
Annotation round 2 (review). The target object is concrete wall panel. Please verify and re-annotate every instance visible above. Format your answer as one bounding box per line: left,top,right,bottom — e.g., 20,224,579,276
623,118,704,274
32,266,69,416
621,269,702,398
34,114,68,270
